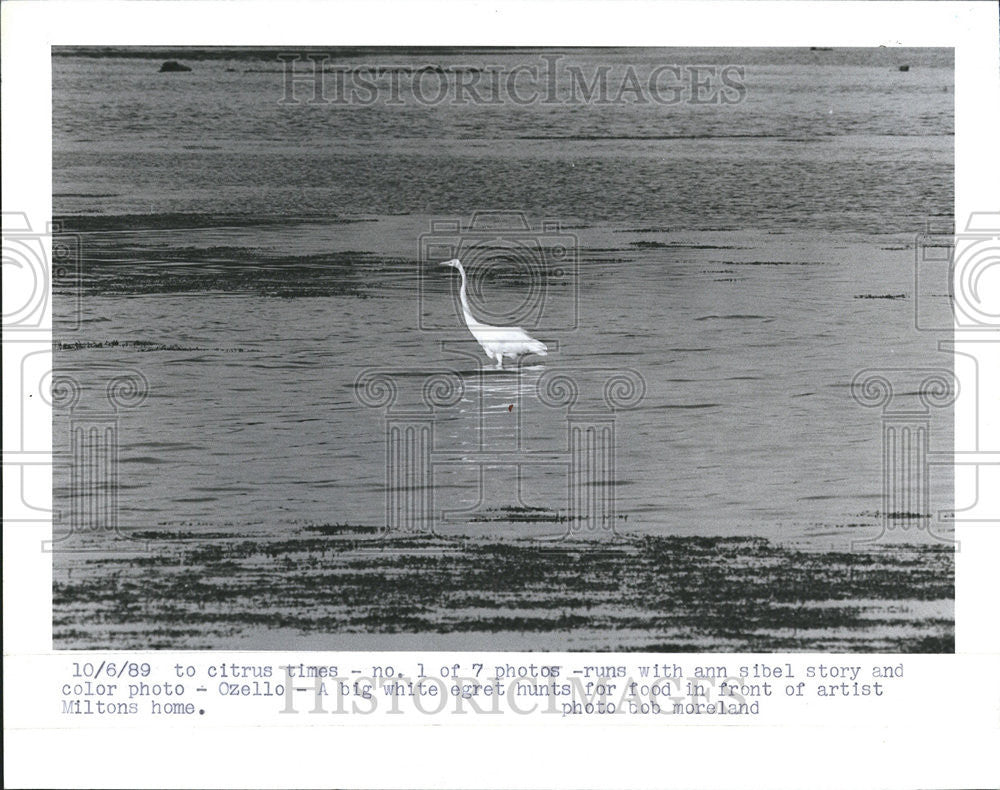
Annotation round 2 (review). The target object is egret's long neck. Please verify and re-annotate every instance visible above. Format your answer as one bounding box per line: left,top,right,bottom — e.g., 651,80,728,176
456,265,484,329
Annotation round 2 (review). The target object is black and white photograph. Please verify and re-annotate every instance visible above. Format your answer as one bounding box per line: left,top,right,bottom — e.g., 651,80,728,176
49,44,956,652
3,2,999,789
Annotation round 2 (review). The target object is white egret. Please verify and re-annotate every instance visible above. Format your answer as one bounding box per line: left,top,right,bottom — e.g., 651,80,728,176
440,258,548,370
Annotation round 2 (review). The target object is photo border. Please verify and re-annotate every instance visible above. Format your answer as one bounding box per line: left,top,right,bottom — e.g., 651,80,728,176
3,2,998,788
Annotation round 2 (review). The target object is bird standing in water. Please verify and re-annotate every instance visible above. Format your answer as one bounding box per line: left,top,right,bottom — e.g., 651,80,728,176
440,258,548,370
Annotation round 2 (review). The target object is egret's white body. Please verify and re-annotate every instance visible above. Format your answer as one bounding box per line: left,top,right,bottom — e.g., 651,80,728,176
441,258,548,370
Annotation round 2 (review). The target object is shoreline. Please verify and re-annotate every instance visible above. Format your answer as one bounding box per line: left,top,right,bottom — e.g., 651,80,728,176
53,528,954,652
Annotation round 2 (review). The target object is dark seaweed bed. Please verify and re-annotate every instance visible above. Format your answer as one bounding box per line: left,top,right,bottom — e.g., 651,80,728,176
53,527,953,652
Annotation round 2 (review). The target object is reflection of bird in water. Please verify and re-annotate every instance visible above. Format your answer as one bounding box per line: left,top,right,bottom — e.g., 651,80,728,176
441,258,548,370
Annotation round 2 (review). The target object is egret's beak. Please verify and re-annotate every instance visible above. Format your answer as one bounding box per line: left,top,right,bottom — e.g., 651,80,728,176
439,259,458,268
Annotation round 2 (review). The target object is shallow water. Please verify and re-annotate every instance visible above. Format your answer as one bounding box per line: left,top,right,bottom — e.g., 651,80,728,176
53,218,954,546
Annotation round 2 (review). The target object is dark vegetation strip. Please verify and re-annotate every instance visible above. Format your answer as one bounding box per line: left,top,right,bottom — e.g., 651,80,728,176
54,530,954,652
